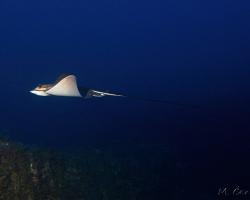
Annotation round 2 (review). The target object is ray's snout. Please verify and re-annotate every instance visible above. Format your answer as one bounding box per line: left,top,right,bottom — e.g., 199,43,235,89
30,90,37,94
30,89,49,96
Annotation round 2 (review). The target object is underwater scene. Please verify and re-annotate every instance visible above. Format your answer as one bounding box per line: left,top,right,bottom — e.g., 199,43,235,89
0,0,249,199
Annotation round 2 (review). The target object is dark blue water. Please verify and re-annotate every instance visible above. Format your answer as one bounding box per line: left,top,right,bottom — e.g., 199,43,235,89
0,0,249,199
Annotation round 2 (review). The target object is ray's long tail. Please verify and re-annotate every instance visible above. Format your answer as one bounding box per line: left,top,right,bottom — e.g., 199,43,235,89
89,90,199,109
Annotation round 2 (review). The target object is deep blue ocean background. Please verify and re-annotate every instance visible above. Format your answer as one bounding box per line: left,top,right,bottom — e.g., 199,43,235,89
0,0,250,198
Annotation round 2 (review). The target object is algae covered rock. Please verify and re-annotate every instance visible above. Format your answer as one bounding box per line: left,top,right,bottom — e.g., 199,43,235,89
0,137,177,200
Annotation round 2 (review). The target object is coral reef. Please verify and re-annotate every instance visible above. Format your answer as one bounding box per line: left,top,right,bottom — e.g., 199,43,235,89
0,137,177,200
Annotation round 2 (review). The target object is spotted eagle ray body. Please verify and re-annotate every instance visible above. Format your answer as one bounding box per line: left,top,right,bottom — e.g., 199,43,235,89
30,74,197,108
30,74,124,98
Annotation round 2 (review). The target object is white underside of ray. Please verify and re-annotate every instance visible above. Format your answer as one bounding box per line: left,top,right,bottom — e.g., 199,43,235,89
46,75,82,97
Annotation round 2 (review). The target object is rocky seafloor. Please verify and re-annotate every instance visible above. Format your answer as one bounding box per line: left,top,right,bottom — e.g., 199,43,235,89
0,137,178,200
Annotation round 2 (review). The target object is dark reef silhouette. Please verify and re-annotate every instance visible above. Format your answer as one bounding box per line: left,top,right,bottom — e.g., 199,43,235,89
0,136,177,200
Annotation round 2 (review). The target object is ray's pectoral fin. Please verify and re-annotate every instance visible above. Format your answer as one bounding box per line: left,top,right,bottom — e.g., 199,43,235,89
46,75,82,97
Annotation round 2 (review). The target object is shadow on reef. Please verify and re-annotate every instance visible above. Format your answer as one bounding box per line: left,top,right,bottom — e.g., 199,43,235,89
0,137,178,200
